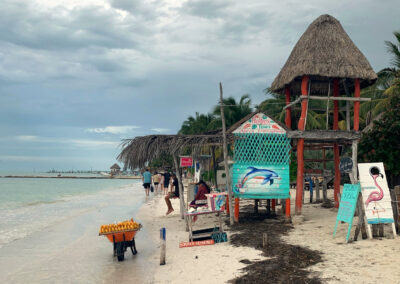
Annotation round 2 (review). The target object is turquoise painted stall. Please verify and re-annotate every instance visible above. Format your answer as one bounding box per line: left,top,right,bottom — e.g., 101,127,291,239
232,113,291,200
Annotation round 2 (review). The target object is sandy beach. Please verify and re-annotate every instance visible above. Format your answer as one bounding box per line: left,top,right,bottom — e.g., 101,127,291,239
1,183,399,284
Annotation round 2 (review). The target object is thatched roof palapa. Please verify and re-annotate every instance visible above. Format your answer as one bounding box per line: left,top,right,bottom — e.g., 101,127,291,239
110,163,121,170
271,14,377,95
117,134,232,170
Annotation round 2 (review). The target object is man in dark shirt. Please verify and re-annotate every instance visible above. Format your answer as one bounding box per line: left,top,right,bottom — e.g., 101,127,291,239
164,173,181,215
162,171,171,195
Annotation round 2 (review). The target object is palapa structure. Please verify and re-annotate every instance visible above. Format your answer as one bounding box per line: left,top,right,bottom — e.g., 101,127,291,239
110,163,121,174
118,133,232,220
270,14,377,215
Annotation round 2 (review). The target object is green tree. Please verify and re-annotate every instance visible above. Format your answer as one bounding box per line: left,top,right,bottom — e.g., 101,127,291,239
359,95,400,179
210,94,253,129
178,112,216,134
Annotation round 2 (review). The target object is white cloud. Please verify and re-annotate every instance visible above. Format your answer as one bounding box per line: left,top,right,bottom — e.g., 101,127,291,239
86,125,140,134
15,135,38,141
151,128,169,133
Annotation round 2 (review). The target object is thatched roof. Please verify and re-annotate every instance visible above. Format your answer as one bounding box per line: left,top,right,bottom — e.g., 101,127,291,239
110,163,121,170
271,14,377,95
117,134,232,170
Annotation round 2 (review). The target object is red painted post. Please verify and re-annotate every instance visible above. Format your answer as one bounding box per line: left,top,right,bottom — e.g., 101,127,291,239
354,78,360,131
226,197,230,215
285,86,291,129
295,75,309,215
285,198,291,218
271,199,276,213
333,79,340,208
234,198,239,222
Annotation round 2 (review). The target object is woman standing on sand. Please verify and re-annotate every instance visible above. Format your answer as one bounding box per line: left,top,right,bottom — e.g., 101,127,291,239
153,172,161,194
164,174,179,215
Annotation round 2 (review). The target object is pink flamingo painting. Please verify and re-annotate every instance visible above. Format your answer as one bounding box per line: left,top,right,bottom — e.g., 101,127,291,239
365,167,384,207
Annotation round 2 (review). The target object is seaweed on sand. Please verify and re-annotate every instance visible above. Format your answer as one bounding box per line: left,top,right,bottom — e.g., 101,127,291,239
228,205,323,284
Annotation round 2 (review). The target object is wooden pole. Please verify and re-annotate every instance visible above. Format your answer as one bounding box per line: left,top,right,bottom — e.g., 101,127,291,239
160,227,166,265
354,78,361,131
333,79,340,208
285,86,292,129
295,75,309,215
211,146,218,187
173,155,186,220
219,82,234,225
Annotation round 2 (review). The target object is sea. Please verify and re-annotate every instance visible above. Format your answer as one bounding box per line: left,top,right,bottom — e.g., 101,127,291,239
0,172,142,249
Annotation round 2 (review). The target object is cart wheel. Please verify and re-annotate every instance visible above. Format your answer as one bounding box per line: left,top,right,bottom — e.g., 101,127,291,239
116,242,125,262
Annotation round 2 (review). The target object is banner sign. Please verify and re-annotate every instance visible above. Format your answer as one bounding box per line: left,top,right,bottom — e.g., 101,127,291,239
358,163,394,225
232,165,290,199
180,157,193,167
333,183,360,242
179,240,214,248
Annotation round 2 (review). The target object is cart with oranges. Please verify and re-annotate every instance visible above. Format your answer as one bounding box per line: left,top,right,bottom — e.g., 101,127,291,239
99,219,142,261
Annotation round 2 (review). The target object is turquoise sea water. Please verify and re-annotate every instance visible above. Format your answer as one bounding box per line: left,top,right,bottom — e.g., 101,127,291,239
0,173,142,248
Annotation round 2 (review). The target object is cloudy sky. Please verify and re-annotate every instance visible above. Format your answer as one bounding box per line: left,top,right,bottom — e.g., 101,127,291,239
0,0,399,171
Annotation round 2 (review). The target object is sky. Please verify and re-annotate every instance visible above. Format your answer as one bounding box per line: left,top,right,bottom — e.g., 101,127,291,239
0,0,399,171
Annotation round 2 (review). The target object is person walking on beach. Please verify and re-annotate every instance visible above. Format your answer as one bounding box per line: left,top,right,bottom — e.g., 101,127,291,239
153,171,161,194
164,173,180,215
162,170,171,195
142,168,152,197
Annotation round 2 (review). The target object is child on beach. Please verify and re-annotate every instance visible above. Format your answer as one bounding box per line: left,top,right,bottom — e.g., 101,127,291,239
164,173,180,215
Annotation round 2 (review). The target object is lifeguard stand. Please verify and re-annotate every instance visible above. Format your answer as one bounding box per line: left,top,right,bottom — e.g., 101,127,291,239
228,112,291,220
270,14,377,215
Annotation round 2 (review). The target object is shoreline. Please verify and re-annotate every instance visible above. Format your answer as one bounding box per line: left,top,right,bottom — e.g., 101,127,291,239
0,175,141,179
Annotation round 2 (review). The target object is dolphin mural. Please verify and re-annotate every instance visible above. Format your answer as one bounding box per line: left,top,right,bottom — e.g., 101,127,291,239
235,167,281,193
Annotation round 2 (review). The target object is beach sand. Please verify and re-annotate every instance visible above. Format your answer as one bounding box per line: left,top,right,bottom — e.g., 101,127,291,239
1,185,399,283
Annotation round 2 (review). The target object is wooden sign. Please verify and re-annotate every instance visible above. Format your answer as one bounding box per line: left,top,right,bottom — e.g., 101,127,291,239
180,156,193,167
179,239,214,248
358,163,395,229
232,113,286,134
333,184,360,242
339,157,353,173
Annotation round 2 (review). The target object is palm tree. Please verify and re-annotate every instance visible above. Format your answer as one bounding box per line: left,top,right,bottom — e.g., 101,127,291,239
360,31,400,127
210,94,253,129
178,112,216,134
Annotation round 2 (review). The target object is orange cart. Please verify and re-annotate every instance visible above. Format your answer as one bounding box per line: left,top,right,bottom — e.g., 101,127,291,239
99,225,142,261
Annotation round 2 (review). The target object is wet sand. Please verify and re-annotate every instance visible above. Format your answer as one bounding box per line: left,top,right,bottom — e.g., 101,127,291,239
0,187,155,283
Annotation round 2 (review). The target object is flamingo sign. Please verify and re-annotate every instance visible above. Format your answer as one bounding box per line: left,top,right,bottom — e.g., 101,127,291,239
358,163,396,236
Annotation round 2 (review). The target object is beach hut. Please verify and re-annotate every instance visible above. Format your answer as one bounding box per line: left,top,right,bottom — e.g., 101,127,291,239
228,112,291,220
270,14,377,215
110,163,121,175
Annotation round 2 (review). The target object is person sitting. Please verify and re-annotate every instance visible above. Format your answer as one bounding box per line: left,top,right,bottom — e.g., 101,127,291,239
164,173,180,215
189,180,211,208
189,180,211,222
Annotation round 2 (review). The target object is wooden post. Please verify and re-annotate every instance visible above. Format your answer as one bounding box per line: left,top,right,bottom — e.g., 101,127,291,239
254,199,259,214
322,176,328,203
354,78,360,131
346,101,351,130
333,79,340,208
234,198,239,222
285,86,291,129
285,198,291,219
271,199,276,213
173,155,185,219
211,146,218,187
220,82,234,225
315,177,320,203
295,75,309,215
160,227,166,265
262,233,268,248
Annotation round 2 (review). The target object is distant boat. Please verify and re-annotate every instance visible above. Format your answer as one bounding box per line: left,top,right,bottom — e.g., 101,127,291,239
100,172,111,177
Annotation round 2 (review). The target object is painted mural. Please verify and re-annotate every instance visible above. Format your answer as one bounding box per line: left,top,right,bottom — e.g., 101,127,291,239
232,112,290,200
233,113,286,134
358,163,394,224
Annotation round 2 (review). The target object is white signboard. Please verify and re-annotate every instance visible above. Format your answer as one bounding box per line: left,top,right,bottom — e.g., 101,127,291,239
358,163,395,226
232,113,286,134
